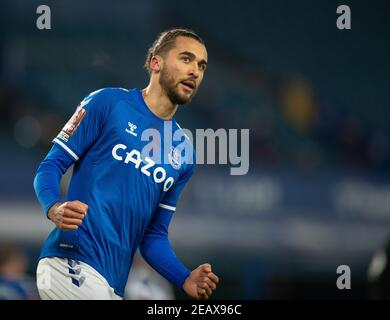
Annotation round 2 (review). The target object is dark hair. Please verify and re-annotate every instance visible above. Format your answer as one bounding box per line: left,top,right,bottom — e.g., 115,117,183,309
144,28,205,74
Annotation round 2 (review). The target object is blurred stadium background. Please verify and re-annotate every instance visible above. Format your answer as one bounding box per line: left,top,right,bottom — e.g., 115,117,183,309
1,0,390,299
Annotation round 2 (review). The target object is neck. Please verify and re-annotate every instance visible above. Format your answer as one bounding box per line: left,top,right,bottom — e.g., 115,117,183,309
142,80,179,120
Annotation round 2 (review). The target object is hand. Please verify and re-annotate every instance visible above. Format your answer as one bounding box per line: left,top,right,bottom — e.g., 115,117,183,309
48,201,88,231
183,263,219,300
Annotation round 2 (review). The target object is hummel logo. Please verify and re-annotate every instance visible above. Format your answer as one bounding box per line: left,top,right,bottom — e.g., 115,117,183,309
125,122,137,137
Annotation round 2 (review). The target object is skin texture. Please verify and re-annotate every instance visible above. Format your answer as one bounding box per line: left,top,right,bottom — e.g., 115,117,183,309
182,263,219,300
49,36,219,299
142,36,208,120
48,201,88,231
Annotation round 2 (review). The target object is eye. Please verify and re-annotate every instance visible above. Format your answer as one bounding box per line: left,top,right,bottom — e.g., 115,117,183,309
182,56,190,63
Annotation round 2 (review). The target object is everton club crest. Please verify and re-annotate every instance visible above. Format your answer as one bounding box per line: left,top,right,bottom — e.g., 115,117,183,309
168,146,181,170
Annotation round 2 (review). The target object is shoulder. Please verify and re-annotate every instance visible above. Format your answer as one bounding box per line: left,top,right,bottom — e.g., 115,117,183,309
78,88,133,119
173,120,194,149
172,120,196,177
82,87,130,105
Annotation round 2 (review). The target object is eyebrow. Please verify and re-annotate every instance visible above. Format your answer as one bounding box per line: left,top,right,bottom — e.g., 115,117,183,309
179,51,208,67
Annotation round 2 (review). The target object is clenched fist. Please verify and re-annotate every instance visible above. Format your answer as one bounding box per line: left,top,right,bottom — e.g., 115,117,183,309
183,263,219,300
48,201,88,231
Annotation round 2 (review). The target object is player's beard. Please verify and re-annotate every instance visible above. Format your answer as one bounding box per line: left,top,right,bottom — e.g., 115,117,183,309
159,66,196,105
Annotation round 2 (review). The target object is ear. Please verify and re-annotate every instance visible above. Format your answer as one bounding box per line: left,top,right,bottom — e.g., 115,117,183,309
150,55,162,73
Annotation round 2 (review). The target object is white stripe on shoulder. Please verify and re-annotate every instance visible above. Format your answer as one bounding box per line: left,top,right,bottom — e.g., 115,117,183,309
53,138,79,161
158,203,176,212
174,122,192,142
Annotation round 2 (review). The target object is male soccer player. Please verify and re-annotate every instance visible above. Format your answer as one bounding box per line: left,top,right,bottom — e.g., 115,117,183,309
33,28,219,300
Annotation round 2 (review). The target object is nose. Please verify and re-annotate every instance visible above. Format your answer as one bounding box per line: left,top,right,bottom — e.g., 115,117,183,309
189,63,199,79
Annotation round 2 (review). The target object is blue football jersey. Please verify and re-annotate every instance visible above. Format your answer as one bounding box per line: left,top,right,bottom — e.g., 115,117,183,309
39,88,195,297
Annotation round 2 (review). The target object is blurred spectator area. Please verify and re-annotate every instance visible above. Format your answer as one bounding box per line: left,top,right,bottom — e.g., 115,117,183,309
1,0,390,175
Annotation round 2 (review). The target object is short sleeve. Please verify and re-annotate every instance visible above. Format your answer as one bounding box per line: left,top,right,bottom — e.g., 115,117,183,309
158,163,195,212
52,88,111,161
